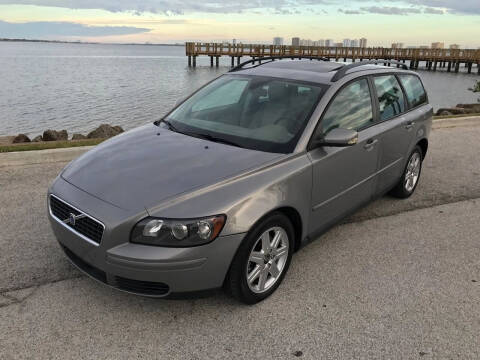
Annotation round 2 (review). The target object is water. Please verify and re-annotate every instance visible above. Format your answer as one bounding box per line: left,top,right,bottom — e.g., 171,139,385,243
0,41,478,137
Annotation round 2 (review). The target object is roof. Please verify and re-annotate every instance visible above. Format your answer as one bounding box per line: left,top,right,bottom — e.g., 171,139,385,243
231,58,411,85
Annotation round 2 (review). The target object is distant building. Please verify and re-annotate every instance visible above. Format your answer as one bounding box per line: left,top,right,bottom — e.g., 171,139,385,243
232,39,237,45
325,39,335,47
449,44,460,49
335,42,343,47
351,39,359,47
318,39,325,47
359,38,367,48
273,37,284,46
343,39,351,47
431,42,444,49
292,37,300,46
391,42,404,49
419,45,429,49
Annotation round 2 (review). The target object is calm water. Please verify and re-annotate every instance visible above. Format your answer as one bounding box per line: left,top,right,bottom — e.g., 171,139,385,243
0,41,479,137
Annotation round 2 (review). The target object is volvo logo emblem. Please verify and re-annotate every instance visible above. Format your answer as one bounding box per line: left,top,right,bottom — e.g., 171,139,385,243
63,212,86,226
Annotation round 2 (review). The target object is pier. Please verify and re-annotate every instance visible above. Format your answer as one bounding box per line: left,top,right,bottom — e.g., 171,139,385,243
186,42,480,74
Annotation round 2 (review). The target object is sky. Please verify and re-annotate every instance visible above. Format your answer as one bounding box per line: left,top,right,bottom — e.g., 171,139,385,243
0,0,479,47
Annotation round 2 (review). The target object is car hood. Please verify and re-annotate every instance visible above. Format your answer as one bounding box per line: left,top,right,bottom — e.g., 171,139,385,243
61,124,282,212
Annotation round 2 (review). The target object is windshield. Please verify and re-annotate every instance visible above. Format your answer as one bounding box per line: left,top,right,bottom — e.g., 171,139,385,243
165,75,326,153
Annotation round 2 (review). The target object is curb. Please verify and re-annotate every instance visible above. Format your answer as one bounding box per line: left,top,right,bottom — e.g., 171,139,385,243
432,116,480,129
0,146,94,167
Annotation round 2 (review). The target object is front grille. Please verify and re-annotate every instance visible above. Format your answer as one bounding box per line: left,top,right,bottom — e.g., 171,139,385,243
61,245,107,283
50,195,104,245
115,276,170,296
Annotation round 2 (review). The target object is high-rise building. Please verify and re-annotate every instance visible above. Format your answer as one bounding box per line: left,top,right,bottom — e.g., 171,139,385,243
273,37,284,46
343,39,351,47
449,44,460,49
318,39,325,47
431,42,444,49
325,39,335,47
335,42,343,48
351,39,359,48
359,38,367,48
392,42,404,49
292,37,300,46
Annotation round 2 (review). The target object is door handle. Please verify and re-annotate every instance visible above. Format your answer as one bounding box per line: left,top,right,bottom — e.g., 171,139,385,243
405,121,415,130
363,139,378,150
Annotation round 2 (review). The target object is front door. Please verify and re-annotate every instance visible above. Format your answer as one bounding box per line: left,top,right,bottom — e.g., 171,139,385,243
308,78,381,235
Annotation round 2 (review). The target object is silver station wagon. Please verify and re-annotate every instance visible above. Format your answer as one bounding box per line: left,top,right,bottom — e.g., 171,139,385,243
48,58,432,304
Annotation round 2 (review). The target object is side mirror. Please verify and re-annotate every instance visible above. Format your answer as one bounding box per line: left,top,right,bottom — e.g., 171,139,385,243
312,128,358,148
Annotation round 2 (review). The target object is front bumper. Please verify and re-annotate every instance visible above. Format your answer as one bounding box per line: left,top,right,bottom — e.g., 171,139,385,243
48,178,245,297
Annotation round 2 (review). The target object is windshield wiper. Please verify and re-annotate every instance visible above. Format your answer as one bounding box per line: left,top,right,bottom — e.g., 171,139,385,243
189,132,243,148
155,118,180,133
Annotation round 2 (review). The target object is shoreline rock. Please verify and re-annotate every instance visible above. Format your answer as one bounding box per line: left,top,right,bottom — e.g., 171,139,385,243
12,134,31,143
87,124,124,139
436,103,480,116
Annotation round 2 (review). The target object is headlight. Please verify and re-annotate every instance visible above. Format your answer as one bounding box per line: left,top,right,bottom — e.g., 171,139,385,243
131,215,226,247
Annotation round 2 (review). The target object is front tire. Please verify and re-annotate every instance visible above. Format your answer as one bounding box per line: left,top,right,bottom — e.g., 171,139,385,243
390,145,423,199
226,213,294,304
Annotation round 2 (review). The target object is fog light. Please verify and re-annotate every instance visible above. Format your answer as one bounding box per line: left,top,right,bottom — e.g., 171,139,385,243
172,224,188,240
197,221,212,240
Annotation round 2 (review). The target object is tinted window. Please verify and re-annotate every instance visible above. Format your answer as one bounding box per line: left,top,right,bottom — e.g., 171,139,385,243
321,79,373,134
398,75,427,108
167,75,326,153
191,79,248,112
374,75,406,121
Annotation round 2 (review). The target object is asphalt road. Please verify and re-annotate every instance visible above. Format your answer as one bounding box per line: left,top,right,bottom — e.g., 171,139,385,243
1,124,479,359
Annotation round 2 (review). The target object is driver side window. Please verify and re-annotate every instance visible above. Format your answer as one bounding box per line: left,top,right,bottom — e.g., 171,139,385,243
321,79,374,135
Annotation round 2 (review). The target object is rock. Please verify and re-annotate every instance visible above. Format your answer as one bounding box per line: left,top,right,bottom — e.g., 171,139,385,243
113,126,124,134
437,110,453,116
32,135,43,142
72,133,87,140
43,129,68,141
87,124,124,139
12,134,31,143
456,104,480,112
435,107,469,116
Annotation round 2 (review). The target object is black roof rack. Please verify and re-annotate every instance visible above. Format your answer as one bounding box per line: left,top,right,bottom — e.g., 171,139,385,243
229,55,331,73
331,59,409,82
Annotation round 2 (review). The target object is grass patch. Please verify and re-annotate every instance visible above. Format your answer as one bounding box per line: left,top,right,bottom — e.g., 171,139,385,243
0,138,105,153
434,113,480,120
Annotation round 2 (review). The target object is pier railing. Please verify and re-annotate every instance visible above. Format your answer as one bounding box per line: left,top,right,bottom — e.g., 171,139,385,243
185,42,480,73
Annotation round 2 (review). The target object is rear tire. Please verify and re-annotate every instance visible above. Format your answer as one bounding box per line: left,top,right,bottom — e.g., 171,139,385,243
390,145,423,199
225,213,294,305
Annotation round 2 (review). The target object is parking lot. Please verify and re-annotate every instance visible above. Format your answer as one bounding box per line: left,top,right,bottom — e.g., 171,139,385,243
1,122,479,359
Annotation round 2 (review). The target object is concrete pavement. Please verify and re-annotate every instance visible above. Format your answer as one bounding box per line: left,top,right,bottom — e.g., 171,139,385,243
1,123,480,359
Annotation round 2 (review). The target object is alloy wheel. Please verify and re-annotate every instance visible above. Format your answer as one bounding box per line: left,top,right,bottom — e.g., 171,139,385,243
246,227,289,294
405,152,421,192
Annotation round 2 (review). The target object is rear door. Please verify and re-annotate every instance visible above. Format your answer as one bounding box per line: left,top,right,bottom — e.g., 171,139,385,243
308,78,381,235
371,74,413,194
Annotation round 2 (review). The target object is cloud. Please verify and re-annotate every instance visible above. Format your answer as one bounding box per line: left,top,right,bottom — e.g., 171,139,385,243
0,20,150,37
338,8,363,14
0,0,477,16
359,6,421,15
423,7,444,14
0,0,330,14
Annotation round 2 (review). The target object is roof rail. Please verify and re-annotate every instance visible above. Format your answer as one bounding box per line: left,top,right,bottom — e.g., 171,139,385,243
229,55,331,73
331,60,409,82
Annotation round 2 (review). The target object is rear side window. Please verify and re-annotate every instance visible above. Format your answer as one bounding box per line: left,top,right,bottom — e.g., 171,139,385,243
373,75,406,121
398,75,427,109
321,79,374,134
